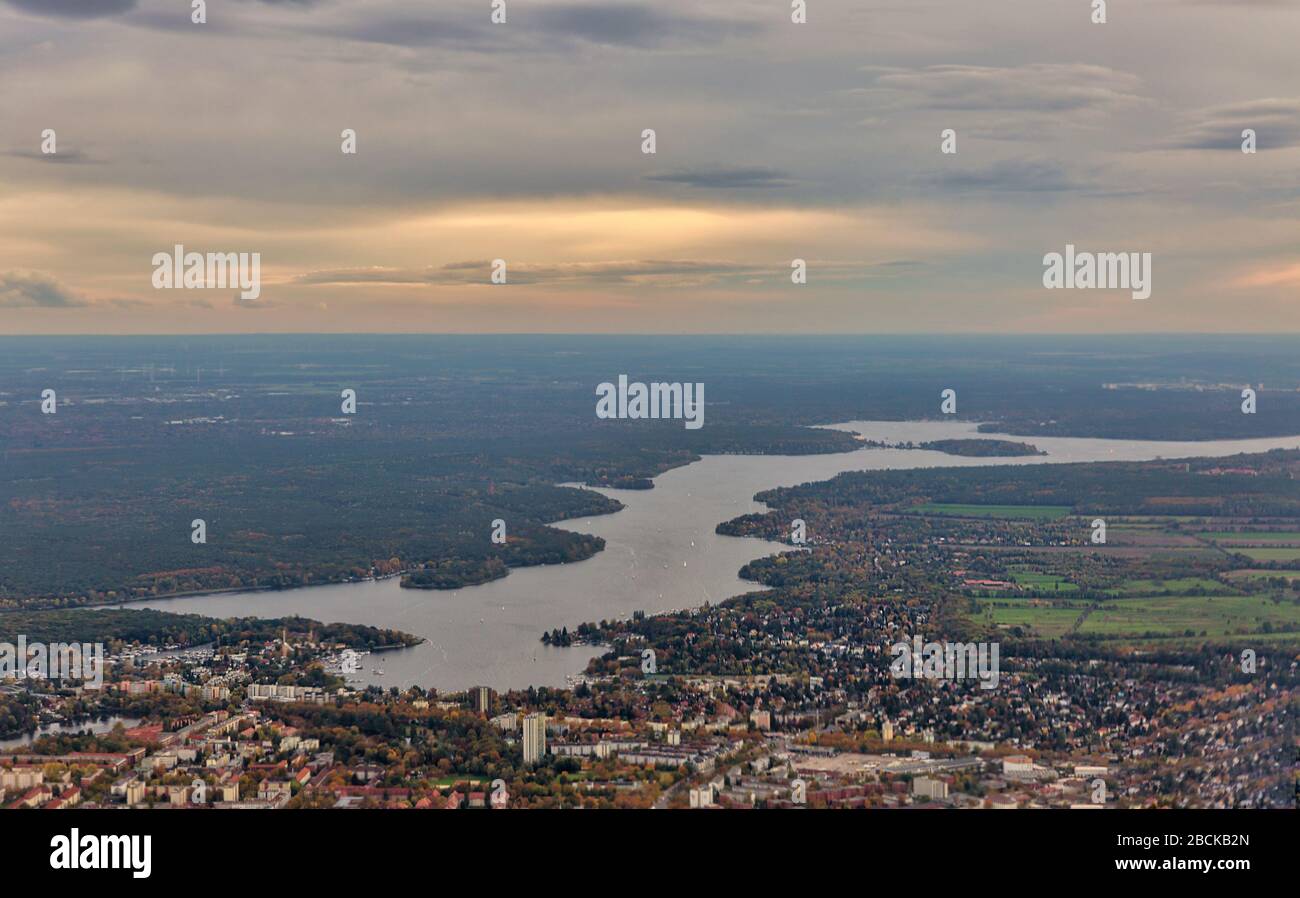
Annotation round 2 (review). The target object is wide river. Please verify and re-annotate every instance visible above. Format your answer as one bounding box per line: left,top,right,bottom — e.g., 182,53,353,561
124,421,1300,691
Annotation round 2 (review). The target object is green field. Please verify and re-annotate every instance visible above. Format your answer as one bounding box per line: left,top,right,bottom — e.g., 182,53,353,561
429,776,485,787
1200,531,1300,543
1008,570,1078,592
1106,577,1225,596
981,589,1300,641
1079,594,1300,638
914,503,1072,520
1226,569,1300,581
984,601,1084,638
1235,547,1300,561
1113,516,1207,525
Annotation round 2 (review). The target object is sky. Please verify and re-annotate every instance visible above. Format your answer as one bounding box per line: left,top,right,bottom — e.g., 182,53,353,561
0,0,1298,334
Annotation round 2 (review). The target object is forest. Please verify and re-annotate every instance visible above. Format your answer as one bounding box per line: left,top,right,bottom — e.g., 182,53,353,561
5,334,1300,609
0,609,421,651
917,439,1045,457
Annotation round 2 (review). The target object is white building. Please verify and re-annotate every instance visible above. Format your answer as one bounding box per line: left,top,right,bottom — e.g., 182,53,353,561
912,776,949,800
0,768,43,791
689,784,716,808
1001,755,1037,778
522,712,547,765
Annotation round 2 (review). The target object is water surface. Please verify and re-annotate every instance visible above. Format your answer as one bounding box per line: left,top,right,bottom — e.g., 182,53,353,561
0,716,141,750
125,421,1300,691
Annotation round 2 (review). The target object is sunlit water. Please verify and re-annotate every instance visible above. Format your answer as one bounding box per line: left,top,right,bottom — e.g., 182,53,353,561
123,421,1300,691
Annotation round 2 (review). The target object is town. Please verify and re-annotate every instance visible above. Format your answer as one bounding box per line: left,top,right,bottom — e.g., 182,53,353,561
2,575,1291,810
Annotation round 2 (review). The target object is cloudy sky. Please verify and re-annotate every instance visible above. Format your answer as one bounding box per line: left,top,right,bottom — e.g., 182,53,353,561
1,0,1298,334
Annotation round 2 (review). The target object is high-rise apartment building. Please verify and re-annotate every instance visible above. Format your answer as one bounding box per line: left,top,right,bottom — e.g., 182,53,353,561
522,712,547,765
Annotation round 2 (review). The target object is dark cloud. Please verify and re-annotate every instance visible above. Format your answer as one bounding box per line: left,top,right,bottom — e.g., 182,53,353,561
4,0,136,17
873,64,1142,112
1167,98,1300,150
120,9,238,34
118,0,321,36
644,167,794,189
534,3,760,48
928,160,1083,194
0,271,84,307
314,15,489,49
310,1,756,52
5,148,98,164
926,160,1146,200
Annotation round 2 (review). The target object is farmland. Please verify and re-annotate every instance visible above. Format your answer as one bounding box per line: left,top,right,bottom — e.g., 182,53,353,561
1078,594,1300,639
911,503,1072,520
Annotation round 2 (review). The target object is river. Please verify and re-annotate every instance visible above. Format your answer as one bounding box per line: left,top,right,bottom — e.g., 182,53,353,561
120,420,1300,692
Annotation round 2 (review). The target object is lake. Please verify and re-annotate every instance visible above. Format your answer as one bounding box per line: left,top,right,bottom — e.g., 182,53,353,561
121,420,1300,691
0,716,141,750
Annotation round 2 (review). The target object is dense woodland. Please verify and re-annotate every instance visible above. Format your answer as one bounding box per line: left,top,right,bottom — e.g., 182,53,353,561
5,335,1300,609
750,449,1300,518
0,609,420,650
916,439,1045,457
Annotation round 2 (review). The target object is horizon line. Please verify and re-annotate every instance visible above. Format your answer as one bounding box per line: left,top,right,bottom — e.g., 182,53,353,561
3,332,1300,340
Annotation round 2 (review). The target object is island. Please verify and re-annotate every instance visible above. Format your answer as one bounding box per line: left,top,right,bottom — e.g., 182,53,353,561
400,532,606,590
918,438,1046,457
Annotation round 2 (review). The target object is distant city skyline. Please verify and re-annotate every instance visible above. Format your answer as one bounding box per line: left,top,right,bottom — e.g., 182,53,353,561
2,0,1298,334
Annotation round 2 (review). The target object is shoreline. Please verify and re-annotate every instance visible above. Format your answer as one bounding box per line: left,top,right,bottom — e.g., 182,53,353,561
12,422,1300,661
23,421,1300,691
2,446,762,613
8,421,1298,616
